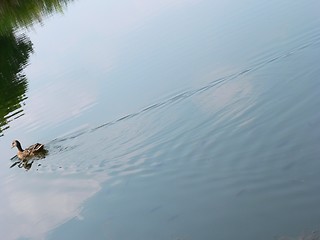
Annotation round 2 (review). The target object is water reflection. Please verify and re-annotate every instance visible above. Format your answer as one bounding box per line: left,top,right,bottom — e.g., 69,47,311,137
0,0,73,35
10,158,35,171
9,150,48,171
0,32,32,136
0,0,74,137
0,173,101,240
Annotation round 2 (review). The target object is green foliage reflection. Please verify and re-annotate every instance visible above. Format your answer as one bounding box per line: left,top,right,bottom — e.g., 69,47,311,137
0,0,73,136
0,0,72,35
0,32,32,136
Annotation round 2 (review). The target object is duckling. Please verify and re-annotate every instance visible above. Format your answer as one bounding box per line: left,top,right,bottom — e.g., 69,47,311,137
12,140,45,160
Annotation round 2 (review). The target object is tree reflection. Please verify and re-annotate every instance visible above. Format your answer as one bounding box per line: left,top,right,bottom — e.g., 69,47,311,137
0,0,73,137
0,0,73,35
0,32,32,136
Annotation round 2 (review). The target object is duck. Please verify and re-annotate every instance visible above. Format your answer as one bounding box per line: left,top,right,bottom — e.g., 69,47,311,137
11,140,45,160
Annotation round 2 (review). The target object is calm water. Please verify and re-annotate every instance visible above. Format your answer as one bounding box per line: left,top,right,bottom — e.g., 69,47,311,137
1,0,320,239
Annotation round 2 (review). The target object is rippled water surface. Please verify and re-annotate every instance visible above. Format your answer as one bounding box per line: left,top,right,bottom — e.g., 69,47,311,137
1,0,320,239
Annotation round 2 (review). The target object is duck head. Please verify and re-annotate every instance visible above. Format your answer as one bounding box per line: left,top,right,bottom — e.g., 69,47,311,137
12,140,23,151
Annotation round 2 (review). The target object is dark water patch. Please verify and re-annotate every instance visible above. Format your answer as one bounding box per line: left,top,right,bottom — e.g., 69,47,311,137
277,230,320,240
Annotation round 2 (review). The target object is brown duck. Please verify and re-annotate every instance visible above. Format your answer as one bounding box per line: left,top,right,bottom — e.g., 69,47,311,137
12,140,45,160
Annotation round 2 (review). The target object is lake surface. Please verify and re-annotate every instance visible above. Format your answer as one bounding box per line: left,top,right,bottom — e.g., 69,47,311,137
1,0,320,239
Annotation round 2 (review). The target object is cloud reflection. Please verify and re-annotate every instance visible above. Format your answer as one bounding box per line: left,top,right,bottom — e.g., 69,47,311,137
194,77,254,114
1,174,102,240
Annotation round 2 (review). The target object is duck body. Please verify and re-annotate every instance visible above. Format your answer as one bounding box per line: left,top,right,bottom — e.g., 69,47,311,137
12,140,45,160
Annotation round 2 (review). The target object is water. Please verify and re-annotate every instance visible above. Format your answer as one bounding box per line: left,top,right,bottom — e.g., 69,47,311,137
1,0,320,239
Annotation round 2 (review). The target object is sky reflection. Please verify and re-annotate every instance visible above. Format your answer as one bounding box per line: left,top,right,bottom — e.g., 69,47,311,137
0,173,102,240
15,80,97,133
